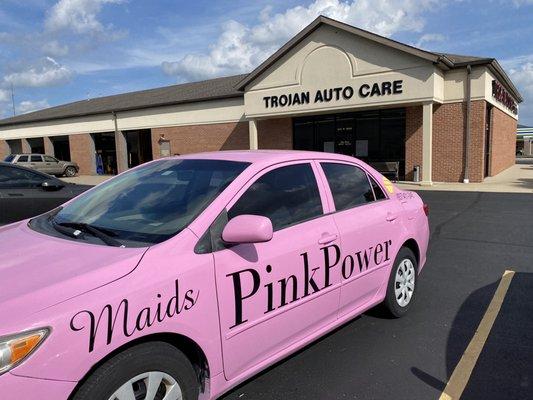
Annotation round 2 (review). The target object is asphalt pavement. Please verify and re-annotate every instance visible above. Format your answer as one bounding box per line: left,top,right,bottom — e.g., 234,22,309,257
219,190,533,400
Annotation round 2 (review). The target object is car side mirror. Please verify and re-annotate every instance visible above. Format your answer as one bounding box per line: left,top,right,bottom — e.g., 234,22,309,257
42,179,64,191
222,215,273,244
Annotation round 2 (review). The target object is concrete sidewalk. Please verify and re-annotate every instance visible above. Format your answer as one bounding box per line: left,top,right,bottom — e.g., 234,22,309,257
398,159,533,193
61,175,113,185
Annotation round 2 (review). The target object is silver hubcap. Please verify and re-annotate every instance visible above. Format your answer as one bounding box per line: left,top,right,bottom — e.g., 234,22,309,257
394,259,415,307
108,371,182,400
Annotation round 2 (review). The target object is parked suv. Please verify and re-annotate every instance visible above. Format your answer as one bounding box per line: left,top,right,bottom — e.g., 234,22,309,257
4,153,79,177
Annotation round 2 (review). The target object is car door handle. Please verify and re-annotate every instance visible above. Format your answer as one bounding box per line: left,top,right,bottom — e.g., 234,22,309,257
318,233,338,245
386,212,398,222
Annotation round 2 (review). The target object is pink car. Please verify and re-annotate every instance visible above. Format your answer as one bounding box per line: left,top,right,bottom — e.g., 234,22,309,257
0,150,429,400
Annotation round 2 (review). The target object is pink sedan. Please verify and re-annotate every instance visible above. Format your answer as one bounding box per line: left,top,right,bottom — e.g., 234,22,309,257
0,150,429,400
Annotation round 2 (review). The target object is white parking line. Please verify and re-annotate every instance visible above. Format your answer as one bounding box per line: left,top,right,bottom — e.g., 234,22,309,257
439,270,515,400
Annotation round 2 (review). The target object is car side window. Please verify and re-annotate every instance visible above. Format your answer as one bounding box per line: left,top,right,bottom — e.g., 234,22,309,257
0,166,46,188
368,174,387,200
31,155,42,162
17,155,28,162
44,156,57,162
321,162,376,211
228,163,323,231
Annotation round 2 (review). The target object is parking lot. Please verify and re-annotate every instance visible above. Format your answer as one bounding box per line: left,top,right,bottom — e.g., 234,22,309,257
220,190,533,400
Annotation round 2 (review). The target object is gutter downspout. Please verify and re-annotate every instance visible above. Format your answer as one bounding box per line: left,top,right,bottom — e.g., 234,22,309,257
463,65,472,184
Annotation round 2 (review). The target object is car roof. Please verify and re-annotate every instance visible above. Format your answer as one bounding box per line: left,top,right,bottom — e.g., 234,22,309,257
175,150,359,166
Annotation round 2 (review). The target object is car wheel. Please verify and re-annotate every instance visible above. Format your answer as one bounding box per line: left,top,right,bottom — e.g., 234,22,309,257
71,342,199,400
64,166,77,177
383,247,417,318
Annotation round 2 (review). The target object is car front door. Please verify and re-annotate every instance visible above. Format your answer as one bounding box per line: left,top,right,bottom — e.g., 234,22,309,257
318,161,403,317
0,166,72,224
213,162,341,380
43,155,62,175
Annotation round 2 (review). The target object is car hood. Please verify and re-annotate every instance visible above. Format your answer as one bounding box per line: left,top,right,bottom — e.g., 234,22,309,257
0,221,148,331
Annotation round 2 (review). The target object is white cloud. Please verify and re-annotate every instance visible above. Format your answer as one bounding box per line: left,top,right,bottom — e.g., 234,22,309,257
17,99,50,114
511,65,533,125
3,57,73,88
0,88,10,102
161,0,440,82
45,0,125,37
416,33,446,49
42,40,69,56
512,0,533,6
503,54,533,125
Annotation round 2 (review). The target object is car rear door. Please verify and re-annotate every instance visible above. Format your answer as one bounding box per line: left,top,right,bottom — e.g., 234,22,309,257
317,161,404,317
29,154,46,172
213,161,341,380
14,154,30,168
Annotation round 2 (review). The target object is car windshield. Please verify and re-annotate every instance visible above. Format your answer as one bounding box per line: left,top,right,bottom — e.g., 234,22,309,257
52,158,249,246
4,155,15,162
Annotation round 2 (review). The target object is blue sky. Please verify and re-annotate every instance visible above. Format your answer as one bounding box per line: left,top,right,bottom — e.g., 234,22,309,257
0,0,532,124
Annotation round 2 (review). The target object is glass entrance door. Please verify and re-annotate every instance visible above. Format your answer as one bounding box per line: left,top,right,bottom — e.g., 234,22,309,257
293,108,406,179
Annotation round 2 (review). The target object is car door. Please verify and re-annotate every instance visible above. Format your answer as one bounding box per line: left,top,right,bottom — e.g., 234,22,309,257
14,154,30,168
0,166,72,224
43,155,63,175
213,161,341,380
29,154,46,172
317,161,403,317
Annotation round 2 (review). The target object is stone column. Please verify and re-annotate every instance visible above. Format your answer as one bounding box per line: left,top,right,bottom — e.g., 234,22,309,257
69,134,96,175
0,140,10,159
21,138,31,153
43,136,54,156
249,119,258,150
114,130,128,173
421,101,433,185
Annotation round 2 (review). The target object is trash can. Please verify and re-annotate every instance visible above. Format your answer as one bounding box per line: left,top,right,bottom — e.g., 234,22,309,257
413,165,421,183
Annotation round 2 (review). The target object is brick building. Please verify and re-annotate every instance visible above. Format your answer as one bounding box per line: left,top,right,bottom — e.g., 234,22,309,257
0,16,521,183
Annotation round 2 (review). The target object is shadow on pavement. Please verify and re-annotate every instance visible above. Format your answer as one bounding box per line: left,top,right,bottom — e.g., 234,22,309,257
411,272,533,399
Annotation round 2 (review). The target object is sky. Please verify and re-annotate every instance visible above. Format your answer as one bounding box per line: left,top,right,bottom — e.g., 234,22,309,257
0,0,532,125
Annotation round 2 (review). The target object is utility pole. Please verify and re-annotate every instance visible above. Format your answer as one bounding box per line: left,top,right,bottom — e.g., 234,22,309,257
10,83,15,116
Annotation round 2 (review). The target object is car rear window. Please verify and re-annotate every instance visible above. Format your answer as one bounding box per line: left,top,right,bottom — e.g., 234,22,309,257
228,163,323,231
321,162,376,211
369,174,386,200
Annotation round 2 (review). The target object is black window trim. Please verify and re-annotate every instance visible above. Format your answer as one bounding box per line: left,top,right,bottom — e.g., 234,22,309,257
318,160,390,215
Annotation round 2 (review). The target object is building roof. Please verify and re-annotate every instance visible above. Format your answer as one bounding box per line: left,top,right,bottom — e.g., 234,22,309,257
236,16,522,103
0,16,522,128
0,74,247,127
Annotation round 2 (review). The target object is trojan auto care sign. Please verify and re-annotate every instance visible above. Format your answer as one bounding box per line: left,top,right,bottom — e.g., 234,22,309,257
492,80,518,115
262,80,404,109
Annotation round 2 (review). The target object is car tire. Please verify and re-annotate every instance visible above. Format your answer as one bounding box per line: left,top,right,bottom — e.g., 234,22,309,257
64,166,77,177
71,342,199,400
383,247,418,318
